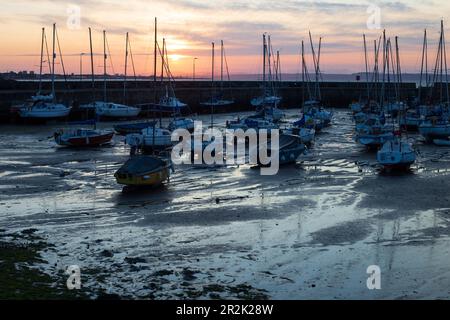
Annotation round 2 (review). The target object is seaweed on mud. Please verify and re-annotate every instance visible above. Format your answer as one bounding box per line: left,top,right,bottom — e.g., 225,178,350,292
0,230,86,300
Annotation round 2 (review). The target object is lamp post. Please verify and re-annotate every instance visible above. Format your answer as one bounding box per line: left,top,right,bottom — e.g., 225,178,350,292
193,57,198,81
79,53,85,81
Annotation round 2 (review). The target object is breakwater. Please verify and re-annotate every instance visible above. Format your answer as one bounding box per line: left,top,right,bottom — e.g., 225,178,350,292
0,79,425,122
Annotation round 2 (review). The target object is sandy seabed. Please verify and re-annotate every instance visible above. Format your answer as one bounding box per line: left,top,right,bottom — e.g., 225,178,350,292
1,109,450,299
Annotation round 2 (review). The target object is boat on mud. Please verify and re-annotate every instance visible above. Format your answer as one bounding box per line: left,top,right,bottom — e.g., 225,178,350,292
253,134,307,166
115,155,173,188
19,24,71,120
354,115,394,148
114,121,157,135
125,127,173,153
377,134,416,171
54,129,114,147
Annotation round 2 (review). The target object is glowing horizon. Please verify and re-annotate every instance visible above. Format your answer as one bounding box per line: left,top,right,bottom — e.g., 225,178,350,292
0,0,449,78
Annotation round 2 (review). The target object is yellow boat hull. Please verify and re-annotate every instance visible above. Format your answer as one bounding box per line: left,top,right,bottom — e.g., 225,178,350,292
115,168,170,187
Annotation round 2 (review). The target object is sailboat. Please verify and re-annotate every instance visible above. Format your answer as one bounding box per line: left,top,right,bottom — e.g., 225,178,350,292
250,34,284,122
20,24,71,119
115,19,161,135
54,27,114,147
418,21,450,142
377,132,416,171
151,37,193,132
251,134,306,167
81,30,141,118
124,26,182,153
200,41,235,107
301,33,333,127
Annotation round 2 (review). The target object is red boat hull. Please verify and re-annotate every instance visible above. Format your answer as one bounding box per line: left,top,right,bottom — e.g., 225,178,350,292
63,132,114,147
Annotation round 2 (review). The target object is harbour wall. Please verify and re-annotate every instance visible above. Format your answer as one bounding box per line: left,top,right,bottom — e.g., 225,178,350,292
0,79,433,122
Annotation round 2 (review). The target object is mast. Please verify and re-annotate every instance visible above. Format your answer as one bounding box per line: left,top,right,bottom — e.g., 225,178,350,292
380,30,386,109
103,30,107,102
89,27,96,128
262,34,266,85
220,40,224,93
51,23,56,101
363,34,370,102
443,20,449,105
267,35,273,96
161,38,165,83
154,17,157,83
211,42,215,129
276,50,280,82
301,41,305,107
38,27,45,94
395,36,402,102
124,32,129,104
419,29,427,102
316,37,322,100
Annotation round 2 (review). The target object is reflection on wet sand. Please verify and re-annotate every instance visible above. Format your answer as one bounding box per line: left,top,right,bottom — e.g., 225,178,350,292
1,109,450,299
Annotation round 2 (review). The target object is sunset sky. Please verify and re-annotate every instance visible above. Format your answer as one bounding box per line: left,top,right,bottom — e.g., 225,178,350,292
0,0,449,77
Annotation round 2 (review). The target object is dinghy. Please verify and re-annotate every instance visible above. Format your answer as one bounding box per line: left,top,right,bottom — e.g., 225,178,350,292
115,155,172,187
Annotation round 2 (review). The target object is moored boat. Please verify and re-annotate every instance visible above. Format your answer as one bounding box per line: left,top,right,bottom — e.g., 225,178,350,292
54,129,114,147
114,121,157,135
20,24,71,120
115,155,172,187
377,135,416,171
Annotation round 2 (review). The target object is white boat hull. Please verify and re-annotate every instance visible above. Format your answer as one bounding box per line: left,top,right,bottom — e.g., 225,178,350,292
20,103,71,119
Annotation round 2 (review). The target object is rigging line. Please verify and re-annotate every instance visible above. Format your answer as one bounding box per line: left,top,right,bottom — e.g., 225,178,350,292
156,42,175,84
44,32,52,74
55,28,68,86
128,39,138,84
105,34,115,75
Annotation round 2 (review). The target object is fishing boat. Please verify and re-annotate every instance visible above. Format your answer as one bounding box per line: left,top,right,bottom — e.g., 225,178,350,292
115,155,172,187
377,134,416,171
20,24,71,119
54,129,114,147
